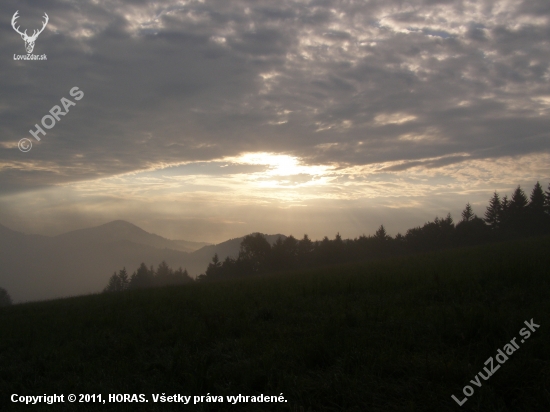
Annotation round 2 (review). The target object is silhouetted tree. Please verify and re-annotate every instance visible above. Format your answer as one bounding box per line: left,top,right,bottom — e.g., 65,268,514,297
114,261,194,289
507,186,529,234
484,192,501,230
545,183,550,215
394,233,404,242
298,234,313,254
238,233,271,274
172,267,193,284
529,182,546,216
461,203,474,222
510,186,528,214
0,287,12,307
118,267,129,290
332,232,345,262
129,263,155,289
270,235,299,271
527,182,549,234
156,261,171,277
283,235,298,263
499,195,510,231
374,225,389,241
204,253,223,279
104,271,123,292
154,261,192,286
314,234,346,265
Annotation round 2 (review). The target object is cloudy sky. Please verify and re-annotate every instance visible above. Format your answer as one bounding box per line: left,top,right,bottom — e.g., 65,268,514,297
1,0,549,242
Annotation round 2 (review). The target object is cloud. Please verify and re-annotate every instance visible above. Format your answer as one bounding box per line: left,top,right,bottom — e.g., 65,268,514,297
0,0,549,238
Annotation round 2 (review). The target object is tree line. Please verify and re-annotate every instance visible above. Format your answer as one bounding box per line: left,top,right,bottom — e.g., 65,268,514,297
104,181,550,289
104,261,192,292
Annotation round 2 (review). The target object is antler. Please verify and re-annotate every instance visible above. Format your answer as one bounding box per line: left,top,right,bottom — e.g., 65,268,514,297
29,13,49,40
11,11,28,38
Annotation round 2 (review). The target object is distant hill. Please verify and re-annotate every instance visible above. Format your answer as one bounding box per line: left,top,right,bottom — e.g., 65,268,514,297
0,221,286,303
55,220,210,253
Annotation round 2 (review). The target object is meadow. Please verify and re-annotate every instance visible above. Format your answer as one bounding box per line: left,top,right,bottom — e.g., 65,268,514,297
1,236,549,411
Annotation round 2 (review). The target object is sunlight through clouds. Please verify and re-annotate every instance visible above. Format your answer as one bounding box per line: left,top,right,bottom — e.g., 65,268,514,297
1,0,549,240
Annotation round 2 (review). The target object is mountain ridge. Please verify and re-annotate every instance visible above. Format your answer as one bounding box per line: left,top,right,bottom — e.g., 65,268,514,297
0,220,289,303
54,220,211,253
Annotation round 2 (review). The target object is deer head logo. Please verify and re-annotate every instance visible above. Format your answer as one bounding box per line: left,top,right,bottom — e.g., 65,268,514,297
11,11,49,54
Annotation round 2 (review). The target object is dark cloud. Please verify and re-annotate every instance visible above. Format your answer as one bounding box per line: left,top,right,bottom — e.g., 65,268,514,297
0,0,549,237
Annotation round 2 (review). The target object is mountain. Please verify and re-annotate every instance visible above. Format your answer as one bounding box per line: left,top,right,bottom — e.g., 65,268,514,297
0,221,286,303
56,220,210,253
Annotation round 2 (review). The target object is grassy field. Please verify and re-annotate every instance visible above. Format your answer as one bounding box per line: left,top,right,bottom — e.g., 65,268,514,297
1,236,549,411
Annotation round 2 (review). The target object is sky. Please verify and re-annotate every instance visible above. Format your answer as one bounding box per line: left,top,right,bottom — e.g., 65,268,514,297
1,0,549,243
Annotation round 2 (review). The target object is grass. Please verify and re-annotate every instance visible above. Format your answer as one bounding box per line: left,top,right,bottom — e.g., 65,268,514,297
0,236,549,411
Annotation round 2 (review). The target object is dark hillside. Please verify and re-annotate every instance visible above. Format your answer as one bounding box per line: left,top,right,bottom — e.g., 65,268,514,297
0,236,549,411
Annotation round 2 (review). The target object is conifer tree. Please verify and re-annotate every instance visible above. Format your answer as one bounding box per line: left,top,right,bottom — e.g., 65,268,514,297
499,195,510,228
104,271,122,292
156,261,171,278
298,234,313,255
129,263,154,289
212,253,220,267
118,267,129,290
484,192,501,229
506,186,529,234
205,254,223,279
173,267,192,284
374,225,388,240
510,186,529,212
461,203,474,222
528,182,546,215
0,287,12,306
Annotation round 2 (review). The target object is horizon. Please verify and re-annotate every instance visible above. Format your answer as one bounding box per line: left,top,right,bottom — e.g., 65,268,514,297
0,179,544,245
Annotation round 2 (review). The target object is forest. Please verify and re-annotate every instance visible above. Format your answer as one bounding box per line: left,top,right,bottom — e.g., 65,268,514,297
102,181,550,291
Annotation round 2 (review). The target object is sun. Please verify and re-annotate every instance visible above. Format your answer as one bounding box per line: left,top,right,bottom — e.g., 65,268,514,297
230,152,330,178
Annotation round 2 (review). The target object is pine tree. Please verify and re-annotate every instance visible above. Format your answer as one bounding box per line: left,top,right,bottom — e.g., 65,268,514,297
118,267,129,290
528,182,546,215
104,272,122,292
205,254,223,279
173,267,192,284
506,186,529,234
499,195,510,225
129,262,154,289
374,225,388,240
484,192,501,229
461,203,474,222
298,234,313,255
510,185,528,212
212,253,220,267
0,287,12,306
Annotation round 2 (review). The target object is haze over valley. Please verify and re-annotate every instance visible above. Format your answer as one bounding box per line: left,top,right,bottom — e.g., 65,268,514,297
0,219,283,302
